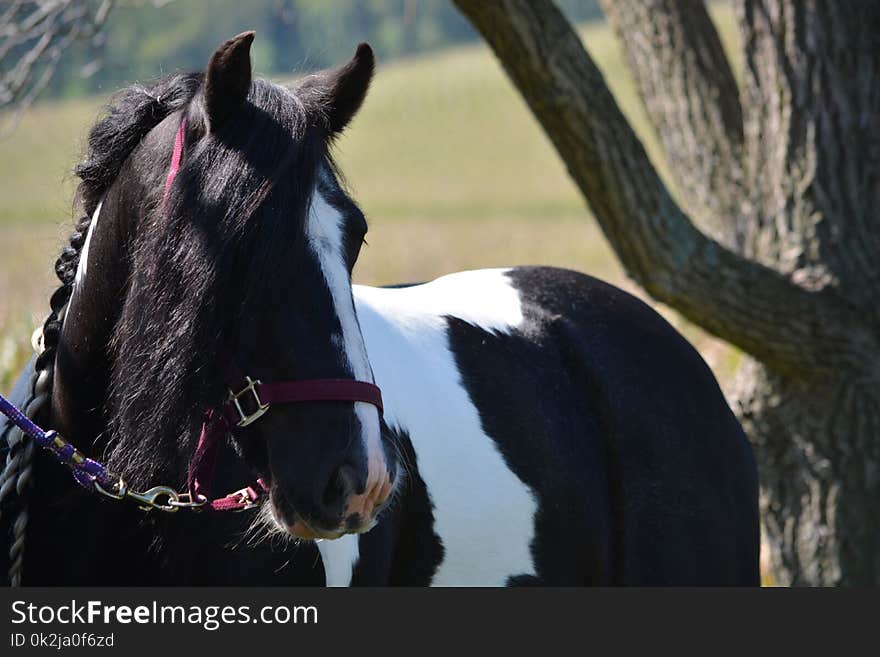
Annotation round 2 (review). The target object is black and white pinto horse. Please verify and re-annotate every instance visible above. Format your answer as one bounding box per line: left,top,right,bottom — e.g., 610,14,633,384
1,33,759,586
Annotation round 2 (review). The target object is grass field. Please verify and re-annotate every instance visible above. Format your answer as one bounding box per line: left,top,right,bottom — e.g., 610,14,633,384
0,4,740,392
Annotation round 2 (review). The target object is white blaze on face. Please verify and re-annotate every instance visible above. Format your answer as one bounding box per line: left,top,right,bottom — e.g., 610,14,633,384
305,179,388,521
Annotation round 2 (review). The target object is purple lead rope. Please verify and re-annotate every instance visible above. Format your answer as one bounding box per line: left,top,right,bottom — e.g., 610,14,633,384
1,389,212,511
1,391,115,492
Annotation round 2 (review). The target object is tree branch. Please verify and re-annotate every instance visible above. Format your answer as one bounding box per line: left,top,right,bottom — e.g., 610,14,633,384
0,0,115,134
599,0,744,249
452,0,876,378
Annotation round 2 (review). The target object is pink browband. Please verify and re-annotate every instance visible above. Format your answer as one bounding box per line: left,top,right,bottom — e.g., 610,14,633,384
162,116,187,206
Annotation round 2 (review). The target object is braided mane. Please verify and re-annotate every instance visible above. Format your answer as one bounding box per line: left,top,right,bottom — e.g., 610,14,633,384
1,74,202,585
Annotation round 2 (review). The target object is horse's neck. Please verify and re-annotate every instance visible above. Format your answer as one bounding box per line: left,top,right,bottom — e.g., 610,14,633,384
52,192,132,445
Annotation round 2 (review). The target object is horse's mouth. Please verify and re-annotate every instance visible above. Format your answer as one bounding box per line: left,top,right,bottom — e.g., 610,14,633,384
276,507,383,540
272,508,370,541
288,517,345,541
268,476,398,541
264,499,342,540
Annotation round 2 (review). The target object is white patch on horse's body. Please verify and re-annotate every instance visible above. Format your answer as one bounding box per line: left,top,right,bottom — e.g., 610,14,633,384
353,270,539,586
317,534,360,586
73,201,103,290
360,270,525,335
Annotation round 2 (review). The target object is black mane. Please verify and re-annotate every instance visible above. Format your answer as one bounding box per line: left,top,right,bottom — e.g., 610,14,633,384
75,74,204,219
36,74,203,421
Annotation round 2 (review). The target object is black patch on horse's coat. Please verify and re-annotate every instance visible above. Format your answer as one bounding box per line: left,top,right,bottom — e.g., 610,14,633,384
351,427,444,586
446,267,759,585
444,300,615,586
385,428,445,585
506,574,543,586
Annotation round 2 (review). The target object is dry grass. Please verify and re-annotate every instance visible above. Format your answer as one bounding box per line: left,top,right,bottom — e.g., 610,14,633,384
1,5,741,392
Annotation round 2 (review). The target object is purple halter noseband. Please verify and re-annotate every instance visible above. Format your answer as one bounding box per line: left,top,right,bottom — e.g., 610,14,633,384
0,116,383,513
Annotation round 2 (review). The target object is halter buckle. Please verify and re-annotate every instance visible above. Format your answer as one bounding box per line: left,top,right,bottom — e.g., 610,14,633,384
230,487,259,510
229,376,270,427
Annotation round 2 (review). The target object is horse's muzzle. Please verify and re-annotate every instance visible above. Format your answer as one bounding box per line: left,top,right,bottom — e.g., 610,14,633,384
269,460,396,539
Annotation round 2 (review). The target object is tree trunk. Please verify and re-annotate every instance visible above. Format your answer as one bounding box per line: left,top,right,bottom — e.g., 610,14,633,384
453,0,880,585
734,0,880,586
732,359,880,585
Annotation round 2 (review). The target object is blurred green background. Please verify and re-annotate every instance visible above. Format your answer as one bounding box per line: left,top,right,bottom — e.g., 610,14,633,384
0,1,739,397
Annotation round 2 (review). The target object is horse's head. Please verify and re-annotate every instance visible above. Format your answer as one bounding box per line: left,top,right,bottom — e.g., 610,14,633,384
60,32,397,540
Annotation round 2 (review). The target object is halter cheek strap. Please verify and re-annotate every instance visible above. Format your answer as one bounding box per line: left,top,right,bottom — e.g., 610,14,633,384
188,378,384,511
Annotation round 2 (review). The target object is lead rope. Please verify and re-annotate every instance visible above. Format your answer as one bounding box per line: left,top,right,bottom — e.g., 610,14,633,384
0,311,58,586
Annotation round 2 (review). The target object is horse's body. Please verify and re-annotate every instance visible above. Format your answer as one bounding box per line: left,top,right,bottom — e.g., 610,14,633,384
1,32,759,586
2,267,759,585
310,267,758,585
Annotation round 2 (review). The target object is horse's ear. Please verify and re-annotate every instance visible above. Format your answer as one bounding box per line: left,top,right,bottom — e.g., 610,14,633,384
204,31,254,131
304,43,374,135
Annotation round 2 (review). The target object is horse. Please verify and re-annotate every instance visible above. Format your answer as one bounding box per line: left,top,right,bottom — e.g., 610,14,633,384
1,31,759,586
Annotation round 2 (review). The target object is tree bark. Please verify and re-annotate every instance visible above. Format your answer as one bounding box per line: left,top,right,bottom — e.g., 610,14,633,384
732,357,880,585
733,0,880,586
600,0,744,248
737,0,880,315
453,0,880,585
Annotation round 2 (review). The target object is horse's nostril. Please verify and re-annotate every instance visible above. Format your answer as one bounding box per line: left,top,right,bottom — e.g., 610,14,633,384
321,463,360,513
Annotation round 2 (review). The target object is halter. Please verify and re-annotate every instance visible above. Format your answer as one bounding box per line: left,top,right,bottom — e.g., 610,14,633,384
0,116,383,513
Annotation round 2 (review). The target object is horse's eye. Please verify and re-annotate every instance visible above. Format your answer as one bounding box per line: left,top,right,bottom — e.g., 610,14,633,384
345,214,368,270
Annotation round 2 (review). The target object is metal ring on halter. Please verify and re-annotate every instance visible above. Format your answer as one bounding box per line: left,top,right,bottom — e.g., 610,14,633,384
169,493,208,509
